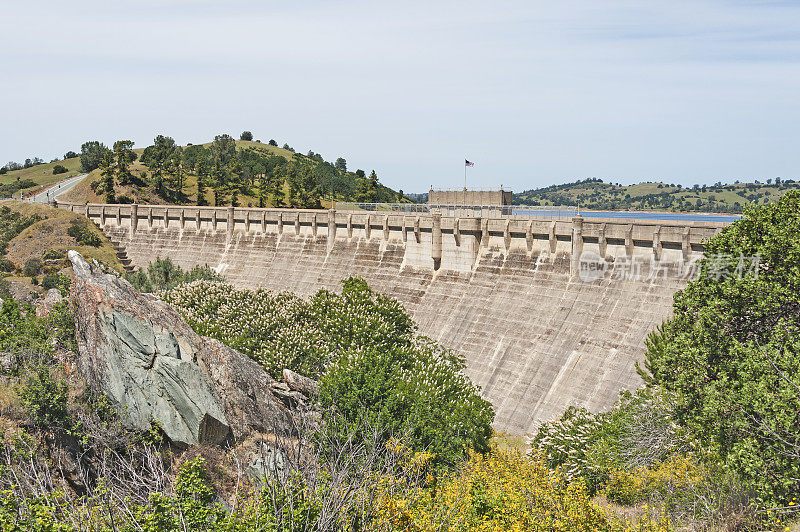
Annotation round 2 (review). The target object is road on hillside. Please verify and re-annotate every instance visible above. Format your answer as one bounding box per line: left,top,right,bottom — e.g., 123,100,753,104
26,173,87,204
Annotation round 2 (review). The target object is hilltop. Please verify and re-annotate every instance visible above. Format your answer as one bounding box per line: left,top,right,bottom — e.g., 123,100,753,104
56,134,406,208
515,177,800,213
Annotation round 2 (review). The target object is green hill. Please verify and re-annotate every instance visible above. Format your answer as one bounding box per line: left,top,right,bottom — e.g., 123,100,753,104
515,178,800,214
0,157,82,198
59,136,406,208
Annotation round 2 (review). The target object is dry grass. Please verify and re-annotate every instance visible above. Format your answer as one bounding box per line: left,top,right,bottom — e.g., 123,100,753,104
0,200,123,272
0,379,20,414
491,432,528,452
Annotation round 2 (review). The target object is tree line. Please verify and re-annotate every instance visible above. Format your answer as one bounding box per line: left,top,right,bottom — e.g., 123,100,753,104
79,132,403,208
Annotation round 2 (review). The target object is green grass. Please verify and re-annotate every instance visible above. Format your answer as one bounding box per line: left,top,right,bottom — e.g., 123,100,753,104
208,139,298,159
0,158,83,196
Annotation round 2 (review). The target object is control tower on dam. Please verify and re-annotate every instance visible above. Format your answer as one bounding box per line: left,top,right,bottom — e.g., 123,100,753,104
58,201,729,435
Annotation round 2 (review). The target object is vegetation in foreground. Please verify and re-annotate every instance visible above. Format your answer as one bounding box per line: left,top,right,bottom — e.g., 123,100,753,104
515,177,800,213
0,193,798,530
530,192,800,529
0,268,663,531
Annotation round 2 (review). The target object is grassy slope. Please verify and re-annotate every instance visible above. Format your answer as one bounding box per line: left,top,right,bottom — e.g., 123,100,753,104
0,200,123,273
0,158,83,196
515,180,800,213
61,140,364,207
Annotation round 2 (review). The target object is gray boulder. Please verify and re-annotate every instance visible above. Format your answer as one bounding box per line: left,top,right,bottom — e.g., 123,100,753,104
282,368,318,397
68,251,294,447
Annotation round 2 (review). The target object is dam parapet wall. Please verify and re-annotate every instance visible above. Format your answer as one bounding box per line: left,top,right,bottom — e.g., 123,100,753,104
56,201,728,434
59,202,722,274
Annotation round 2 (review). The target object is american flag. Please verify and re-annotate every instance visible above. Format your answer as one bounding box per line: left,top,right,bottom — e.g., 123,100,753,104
465,159,475,167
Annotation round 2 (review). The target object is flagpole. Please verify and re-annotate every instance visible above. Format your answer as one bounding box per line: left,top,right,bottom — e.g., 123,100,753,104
464,157,467,189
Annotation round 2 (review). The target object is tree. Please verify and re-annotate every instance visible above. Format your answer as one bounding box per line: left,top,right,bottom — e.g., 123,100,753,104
80,141,111,172
239,131,253,141
166,146,185,201
335,157,347,172
639,191,800,506
211,134,236,170
63,151,78,159
99,151,116,203
52,165,68,175
354,170,379,203
112,140,137,186
268,139,277,146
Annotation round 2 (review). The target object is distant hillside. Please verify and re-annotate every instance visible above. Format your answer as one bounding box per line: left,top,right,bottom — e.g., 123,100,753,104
0,157,82,198
59,135,407,209
515,178,800,213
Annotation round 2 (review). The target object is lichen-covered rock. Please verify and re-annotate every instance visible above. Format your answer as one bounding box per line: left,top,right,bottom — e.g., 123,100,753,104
36,288,64,318
282,368,318,397
68,251,294,447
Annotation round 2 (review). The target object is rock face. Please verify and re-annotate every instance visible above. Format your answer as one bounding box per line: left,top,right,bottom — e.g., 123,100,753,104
68,251,294,447
283,369,319,397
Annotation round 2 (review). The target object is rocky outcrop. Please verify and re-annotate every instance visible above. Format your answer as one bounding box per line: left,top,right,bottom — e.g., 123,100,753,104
68,251,295,447
36,288,64,318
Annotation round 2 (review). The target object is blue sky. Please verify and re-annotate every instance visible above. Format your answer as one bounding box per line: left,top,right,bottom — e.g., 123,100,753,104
2,0,799,192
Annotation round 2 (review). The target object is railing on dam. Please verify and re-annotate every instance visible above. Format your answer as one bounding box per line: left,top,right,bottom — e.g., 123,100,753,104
335,202,579,219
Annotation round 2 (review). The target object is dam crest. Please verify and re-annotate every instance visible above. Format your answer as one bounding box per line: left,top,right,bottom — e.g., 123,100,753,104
57,201,728,434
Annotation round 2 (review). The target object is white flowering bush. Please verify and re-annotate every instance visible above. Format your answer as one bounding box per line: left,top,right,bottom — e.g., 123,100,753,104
163,277,495,470
162,277,417,380
529,407,604,485
529,389,686,494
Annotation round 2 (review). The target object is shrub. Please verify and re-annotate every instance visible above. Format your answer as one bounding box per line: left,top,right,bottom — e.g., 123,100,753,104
319,335,493,471
531,388,688,495
52,165,68,175
124,258,221,293
117,194,133,204
604,455,705,507
41,273,71,297
0,179,38,198
639,191,800,506
42,248,66,261
0,299,75,371
22,258,42,277
66,220,102,247
375,447,669,531
17,364,70,429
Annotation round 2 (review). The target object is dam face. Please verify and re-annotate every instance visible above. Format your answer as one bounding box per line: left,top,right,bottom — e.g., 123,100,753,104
59,202,727,434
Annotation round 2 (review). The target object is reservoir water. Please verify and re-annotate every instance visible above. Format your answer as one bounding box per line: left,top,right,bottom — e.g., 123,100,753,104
514,209,741,223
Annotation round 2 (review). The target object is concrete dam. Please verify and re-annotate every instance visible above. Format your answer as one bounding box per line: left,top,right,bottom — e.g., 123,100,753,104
57,201,728,435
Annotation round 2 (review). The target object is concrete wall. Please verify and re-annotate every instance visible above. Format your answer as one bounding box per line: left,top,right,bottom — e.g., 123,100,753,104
429,189,513,206
59,202,727,434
